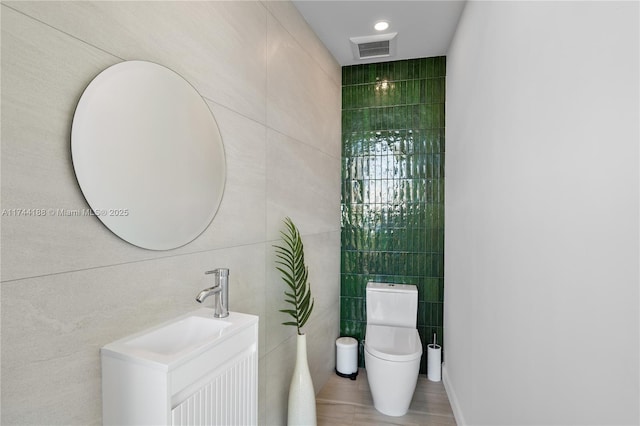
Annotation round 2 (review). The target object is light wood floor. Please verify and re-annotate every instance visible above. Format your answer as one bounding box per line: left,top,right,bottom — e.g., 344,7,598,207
316,369,456,426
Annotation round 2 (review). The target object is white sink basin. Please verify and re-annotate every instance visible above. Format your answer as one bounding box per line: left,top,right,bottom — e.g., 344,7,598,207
102,308,257,369
101,308,259,425
124,315,232,356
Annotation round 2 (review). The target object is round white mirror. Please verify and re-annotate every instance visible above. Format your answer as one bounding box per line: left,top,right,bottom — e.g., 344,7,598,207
71,60,226,250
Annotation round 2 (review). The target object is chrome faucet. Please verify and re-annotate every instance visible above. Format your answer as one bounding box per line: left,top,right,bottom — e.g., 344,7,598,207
196,268,229,318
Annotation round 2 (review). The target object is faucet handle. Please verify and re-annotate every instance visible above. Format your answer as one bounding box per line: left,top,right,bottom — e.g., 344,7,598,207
205,268,229,277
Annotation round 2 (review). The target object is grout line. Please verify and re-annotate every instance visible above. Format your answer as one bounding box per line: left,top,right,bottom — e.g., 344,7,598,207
0,240,266,284
268,126,342,162
1,4,124,62
316,398,372,409
201,94,266,129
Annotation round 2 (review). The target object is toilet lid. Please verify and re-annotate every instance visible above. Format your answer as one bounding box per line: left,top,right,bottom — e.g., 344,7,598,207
365,324,422,362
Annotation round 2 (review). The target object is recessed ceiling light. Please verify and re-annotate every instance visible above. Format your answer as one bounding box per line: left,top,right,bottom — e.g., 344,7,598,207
374,21,389,31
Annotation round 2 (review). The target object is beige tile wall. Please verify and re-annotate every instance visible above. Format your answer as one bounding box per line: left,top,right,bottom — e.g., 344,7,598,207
0,2,341,424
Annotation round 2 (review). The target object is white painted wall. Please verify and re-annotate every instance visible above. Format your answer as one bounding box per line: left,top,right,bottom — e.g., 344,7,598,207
1,2,341,424
444,1,639,424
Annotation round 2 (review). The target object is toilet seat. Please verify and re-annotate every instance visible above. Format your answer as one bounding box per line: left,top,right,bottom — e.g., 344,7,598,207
365,324,422,362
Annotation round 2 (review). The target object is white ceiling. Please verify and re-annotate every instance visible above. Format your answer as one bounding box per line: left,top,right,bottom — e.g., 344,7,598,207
292,0,466,66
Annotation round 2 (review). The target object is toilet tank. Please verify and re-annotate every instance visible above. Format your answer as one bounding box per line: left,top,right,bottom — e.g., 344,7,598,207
366,282,418,328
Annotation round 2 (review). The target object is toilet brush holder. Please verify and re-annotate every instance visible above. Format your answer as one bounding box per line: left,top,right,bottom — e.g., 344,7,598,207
427,343,442,382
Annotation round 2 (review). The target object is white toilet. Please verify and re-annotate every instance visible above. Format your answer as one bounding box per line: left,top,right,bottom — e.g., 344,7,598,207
364,282,422,417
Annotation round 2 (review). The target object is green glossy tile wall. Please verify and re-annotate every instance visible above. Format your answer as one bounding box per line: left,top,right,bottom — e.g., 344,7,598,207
340,57,445,372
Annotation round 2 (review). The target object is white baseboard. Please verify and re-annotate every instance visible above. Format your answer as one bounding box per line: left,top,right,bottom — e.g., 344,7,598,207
442,363,467,426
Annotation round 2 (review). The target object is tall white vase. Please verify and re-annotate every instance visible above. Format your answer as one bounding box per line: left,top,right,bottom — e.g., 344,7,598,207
287,333,316,426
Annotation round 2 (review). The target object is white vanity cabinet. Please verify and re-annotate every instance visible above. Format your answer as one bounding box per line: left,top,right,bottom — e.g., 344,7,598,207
101,310,258,426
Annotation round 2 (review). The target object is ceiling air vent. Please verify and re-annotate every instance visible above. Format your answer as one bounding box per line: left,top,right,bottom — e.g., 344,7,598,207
358,41,389,58
350,32,397,61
